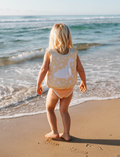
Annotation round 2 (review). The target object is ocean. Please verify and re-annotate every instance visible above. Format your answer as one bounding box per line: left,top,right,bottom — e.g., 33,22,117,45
0,15,120,119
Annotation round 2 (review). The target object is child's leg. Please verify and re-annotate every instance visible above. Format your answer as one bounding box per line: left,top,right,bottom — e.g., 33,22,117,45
45,88,59,139
59,93,73,141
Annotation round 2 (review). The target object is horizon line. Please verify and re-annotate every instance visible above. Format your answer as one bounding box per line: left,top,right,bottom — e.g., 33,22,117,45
0,14,120,16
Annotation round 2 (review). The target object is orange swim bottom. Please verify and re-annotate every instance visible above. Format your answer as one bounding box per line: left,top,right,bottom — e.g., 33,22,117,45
52,88,73,99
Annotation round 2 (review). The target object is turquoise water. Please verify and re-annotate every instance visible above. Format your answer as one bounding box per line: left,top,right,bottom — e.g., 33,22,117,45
0,15,120,119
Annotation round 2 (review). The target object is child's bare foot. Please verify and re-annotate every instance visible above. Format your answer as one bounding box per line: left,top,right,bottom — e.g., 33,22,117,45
45,131,59,139
59,133,71,141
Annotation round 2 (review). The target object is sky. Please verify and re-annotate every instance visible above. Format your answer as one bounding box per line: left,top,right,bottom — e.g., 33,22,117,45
0,0,120,15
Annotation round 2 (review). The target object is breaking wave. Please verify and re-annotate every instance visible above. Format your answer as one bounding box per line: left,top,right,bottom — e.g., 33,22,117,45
0,43,103,66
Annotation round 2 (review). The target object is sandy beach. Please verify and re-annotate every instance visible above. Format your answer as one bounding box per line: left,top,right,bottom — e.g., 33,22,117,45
0,99,120,157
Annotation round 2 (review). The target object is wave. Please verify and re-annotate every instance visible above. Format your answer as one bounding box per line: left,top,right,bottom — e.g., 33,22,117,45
0,15,120,23
26,26,52,31
10,48,45,61
0,19,48,23
70,25,93,30
68,16,120,20
70,22,120,30
0,49,45,67
11,39,30,43
0,85,49,112
74,43,103,51
0,43,103,66
0,26,51,35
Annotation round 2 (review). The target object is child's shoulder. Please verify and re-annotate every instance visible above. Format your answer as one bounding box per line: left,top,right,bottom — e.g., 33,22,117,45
46,48,56,54
47,48,77,55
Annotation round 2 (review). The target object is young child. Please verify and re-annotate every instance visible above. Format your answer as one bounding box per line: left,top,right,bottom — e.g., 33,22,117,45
36,23,86,141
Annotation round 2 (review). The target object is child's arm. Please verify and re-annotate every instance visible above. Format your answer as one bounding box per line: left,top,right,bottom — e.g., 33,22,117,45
36,51,50,95
76,54,87,93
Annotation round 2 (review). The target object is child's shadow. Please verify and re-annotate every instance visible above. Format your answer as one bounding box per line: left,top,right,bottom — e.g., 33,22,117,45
54,136,120,146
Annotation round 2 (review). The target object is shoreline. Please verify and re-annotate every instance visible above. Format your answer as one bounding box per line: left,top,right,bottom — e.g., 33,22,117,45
1,96,120,120
0,99,120,157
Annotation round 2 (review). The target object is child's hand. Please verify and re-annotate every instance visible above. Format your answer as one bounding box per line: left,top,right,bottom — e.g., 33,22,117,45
36,85,43,95
80,81,87,93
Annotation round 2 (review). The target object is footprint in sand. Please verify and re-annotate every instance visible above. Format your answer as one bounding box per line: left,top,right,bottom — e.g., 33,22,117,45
86,144,94,147
86,144,103,151
45,139,59,146
98,146,103,150
70,147,78,152
70,147,88,155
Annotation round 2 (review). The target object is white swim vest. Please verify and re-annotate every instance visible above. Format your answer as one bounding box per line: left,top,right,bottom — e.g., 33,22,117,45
46,48,77,89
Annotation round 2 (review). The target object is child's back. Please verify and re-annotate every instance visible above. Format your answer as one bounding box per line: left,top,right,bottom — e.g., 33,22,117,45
46,48,77,89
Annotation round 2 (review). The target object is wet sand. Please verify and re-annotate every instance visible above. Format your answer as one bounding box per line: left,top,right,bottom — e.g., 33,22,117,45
0,99,120,157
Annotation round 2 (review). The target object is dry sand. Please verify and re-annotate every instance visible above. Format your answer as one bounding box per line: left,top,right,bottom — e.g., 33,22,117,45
0,99,120,157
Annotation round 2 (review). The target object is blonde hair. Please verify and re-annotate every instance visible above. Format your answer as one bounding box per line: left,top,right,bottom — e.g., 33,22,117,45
49,23,73,54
